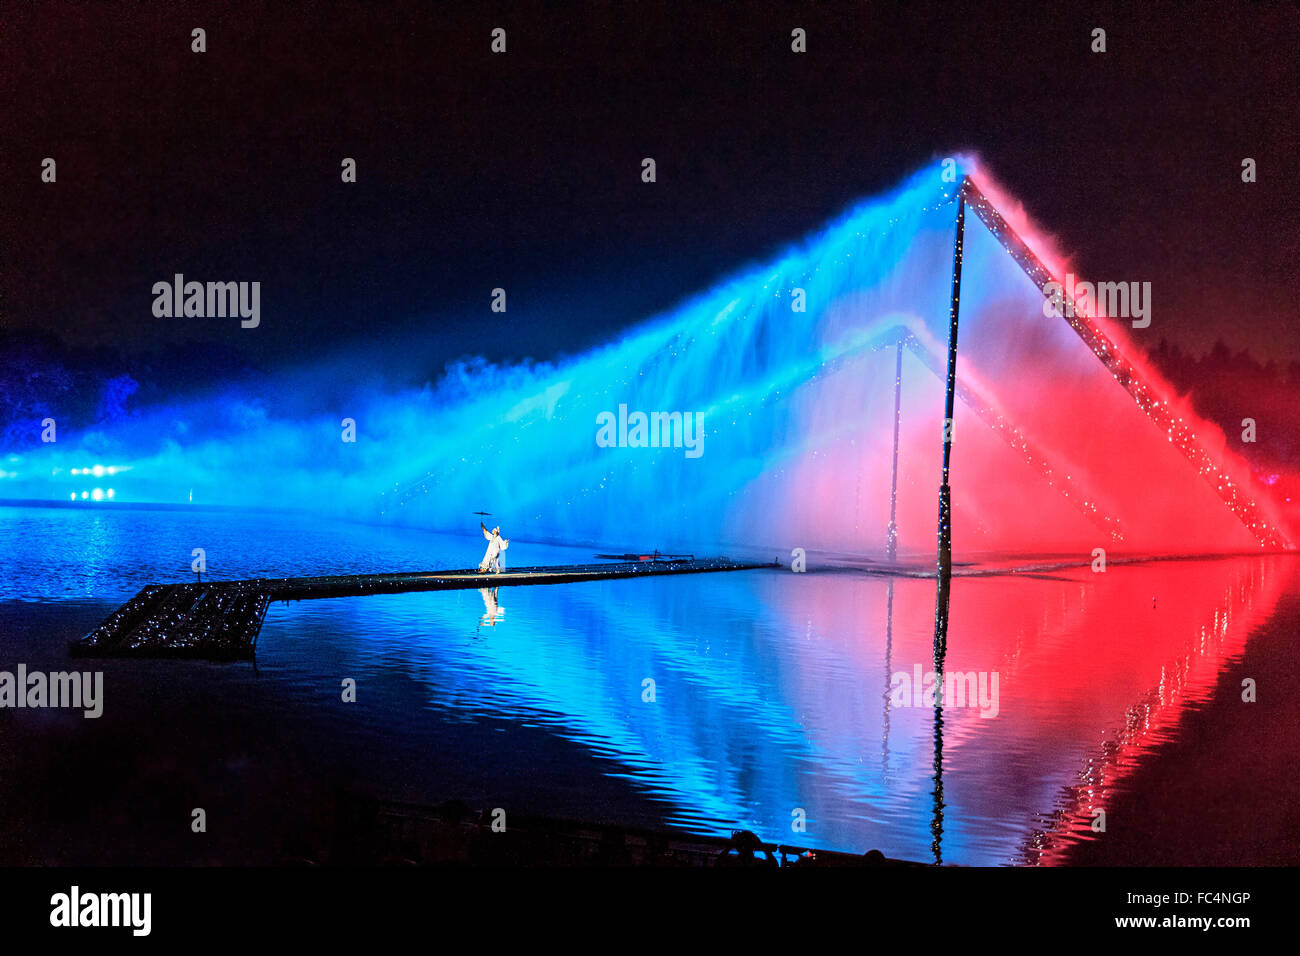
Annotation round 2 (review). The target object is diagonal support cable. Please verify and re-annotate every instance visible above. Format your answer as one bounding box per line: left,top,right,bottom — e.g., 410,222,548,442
960,177,1289,550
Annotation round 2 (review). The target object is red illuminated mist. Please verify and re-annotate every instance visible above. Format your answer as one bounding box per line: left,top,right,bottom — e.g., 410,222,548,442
942,156,1295,554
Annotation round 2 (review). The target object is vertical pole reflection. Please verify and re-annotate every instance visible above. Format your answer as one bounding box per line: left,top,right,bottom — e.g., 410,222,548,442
881,578,895,777
930,568,949,866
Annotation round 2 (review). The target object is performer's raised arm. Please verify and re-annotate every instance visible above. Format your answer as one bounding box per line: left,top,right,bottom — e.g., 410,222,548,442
482,521,492,540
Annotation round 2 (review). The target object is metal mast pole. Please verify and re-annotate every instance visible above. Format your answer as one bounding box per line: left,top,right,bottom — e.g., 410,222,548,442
937,187,966,577
886,335,904,562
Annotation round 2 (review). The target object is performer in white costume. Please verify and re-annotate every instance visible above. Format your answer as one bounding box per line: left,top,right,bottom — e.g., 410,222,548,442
478,522,509,573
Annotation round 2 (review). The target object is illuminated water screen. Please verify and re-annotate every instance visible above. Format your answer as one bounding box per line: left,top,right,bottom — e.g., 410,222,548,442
8,158,1289,559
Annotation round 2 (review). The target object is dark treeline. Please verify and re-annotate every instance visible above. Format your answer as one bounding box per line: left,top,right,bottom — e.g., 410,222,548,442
1148,339,1300,480
0,329,257,451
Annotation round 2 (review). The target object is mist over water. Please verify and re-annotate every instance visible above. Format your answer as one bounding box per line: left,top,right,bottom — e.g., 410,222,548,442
9,159,1282,558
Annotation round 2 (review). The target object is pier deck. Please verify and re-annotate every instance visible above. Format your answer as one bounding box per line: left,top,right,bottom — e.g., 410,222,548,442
71,557,772,660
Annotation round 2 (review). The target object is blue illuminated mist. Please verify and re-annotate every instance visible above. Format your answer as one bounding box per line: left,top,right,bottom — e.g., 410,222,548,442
8,158,1270,556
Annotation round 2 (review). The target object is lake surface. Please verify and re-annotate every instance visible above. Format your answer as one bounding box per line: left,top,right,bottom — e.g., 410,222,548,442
1,504,1296,865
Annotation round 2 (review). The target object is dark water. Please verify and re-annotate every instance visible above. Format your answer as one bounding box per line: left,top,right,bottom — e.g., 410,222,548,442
1,505,1296,865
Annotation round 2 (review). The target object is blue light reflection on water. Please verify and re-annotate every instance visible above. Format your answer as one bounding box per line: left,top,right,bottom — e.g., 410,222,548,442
1,507,1291,864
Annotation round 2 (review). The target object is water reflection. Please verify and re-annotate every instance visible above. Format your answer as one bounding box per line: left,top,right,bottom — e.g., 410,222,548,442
931,573,948,867
2,507,1293,865
477,588,505,629
259,553,1290,864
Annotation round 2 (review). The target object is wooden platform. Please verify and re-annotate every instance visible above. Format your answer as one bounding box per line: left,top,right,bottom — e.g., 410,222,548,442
71,557,772,660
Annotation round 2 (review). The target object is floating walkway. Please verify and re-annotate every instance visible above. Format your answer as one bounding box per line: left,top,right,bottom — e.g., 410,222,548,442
71,557,772,660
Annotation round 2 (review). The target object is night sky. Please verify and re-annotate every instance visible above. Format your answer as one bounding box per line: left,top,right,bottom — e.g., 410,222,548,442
3,0,1297,386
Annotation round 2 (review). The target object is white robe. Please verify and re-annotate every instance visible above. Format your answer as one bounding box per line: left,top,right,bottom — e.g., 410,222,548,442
478,523,509,573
